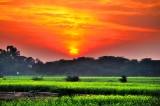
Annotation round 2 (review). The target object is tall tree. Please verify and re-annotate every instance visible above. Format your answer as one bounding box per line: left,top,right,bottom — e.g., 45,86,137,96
6,45,20,58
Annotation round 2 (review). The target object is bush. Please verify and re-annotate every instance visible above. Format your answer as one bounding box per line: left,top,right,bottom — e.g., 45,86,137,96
0,75,4,78
65,76,80,82
32,76,44,81
2,77,6,80
119,75,127,82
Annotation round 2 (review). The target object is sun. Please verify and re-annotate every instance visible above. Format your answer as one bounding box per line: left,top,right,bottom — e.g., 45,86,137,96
69,47,79,55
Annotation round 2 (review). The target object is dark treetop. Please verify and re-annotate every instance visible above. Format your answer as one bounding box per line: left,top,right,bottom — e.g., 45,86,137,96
0,46,160,76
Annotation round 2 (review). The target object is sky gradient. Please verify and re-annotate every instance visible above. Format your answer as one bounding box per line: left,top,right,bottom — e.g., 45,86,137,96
0,0,160,62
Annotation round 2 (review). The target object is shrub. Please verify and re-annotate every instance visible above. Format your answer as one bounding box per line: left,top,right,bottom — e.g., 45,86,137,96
2,77,6,80
119,75,127,82
32,76,44,81
65,76,80,82
0,75,4,78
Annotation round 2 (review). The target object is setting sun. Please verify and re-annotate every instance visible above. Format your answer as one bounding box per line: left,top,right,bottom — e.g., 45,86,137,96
69,47,79,55
0,0,159,61
0,0,160,104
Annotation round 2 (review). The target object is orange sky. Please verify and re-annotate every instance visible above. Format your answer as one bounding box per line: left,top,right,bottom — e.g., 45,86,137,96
0,0,160,61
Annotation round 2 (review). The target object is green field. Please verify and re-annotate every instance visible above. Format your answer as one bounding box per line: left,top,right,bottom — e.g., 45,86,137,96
0,76,160,106
0,95,159,106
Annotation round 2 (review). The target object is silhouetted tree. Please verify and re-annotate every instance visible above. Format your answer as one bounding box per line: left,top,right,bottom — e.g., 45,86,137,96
0,45,160,76
0,49,6,59
119,75,127,82
6,45,20,58
65,76,80,82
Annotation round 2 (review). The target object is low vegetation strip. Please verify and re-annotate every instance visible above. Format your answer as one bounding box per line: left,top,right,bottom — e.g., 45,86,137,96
0,81,159,96
0,86,159,96
0,76,159,106
0,95,159,106
2,76,160,83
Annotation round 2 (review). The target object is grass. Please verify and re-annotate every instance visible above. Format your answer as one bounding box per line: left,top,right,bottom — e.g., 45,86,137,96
0,95,159,106
0,76,160,95
2,76,160,83
0,76,160,106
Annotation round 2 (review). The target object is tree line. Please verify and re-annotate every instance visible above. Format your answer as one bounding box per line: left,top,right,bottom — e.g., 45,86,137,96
0,46,160,76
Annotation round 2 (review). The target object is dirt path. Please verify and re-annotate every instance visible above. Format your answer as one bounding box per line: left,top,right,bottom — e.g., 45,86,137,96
0,92,59,100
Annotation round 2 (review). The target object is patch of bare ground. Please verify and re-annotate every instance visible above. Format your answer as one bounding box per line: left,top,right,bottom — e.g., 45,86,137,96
0,92,59,100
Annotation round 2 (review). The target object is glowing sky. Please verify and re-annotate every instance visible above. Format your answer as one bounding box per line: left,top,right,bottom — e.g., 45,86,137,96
0,0,160,61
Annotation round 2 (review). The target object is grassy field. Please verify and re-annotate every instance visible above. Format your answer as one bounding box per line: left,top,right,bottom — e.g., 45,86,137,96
0,95,159,106
0,76,160,106
2,76,160,83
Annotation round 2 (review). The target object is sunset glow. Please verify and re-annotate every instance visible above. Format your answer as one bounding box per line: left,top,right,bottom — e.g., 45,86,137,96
0,0,160,61
69,47,79,56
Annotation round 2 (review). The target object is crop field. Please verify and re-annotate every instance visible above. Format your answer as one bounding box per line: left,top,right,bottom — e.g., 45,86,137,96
0,95,159,106
0,76,160,106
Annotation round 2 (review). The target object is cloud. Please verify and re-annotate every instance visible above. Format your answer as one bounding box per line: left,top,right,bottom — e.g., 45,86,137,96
0,0,159,61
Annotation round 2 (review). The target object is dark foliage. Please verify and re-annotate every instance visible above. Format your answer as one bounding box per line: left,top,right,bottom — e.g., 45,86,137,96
0,45,38,75
2,77,6,80
0,45,160,76
32,76,44,81
0,75,4,78
119,75,127,82
65,76,80,82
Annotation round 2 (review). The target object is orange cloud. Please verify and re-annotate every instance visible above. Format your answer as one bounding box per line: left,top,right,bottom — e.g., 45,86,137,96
0,0,160,61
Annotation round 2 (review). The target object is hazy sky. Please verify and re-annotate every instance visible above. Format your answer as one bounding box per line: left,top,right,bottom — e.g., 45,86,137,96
0,0,160,61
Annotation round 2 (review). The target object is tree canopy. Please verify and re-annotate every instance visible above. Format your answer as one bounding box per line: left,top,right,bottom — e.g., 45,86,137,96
0,45,160,76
